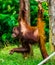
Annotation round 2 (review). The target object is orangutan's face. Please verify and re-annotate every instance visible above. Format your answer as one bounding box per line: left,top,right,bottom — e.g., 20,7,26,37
12,27,19,38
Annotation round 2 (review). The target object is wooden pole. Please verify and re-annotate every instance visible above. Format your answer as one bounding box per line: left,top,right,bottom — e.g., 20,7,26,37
48,0,55,51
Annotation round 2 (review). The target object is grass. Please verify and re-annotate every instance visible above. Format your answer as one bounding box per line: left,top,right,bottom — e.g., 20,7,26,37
0,43,55,65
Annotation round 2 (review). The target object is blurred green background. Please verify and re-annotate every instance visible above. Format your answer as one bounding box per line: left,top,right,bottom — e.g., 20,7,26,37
0,0,49,46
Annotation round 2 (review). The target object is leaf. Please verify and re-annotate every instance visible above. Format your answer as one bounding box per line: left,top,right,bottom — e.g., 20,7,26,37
43,10,49,17
0,14,9,20
2,3,6,9
2,33,7,41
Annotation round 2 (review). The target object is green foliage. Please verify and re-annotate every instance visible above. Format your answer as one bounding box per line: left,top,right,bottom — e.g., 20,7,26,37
0,0,49,44
0,0,19,43
2,33,7,41
30,0,38,26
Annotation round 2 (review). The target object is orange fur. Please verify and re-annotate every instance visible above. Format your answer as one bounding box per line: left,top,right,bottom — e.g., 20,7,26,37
37,2,48,58
10,1,48,59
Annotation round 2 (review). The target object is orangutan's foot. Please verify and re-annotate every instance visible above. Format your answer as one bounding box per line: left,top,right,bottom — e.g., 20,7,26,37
9,50,14,54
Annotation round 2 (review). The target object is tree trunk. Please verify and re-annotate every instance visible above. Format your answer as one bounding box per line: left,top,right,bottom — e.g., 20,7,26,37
19,0,30,25
48,0,55,51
